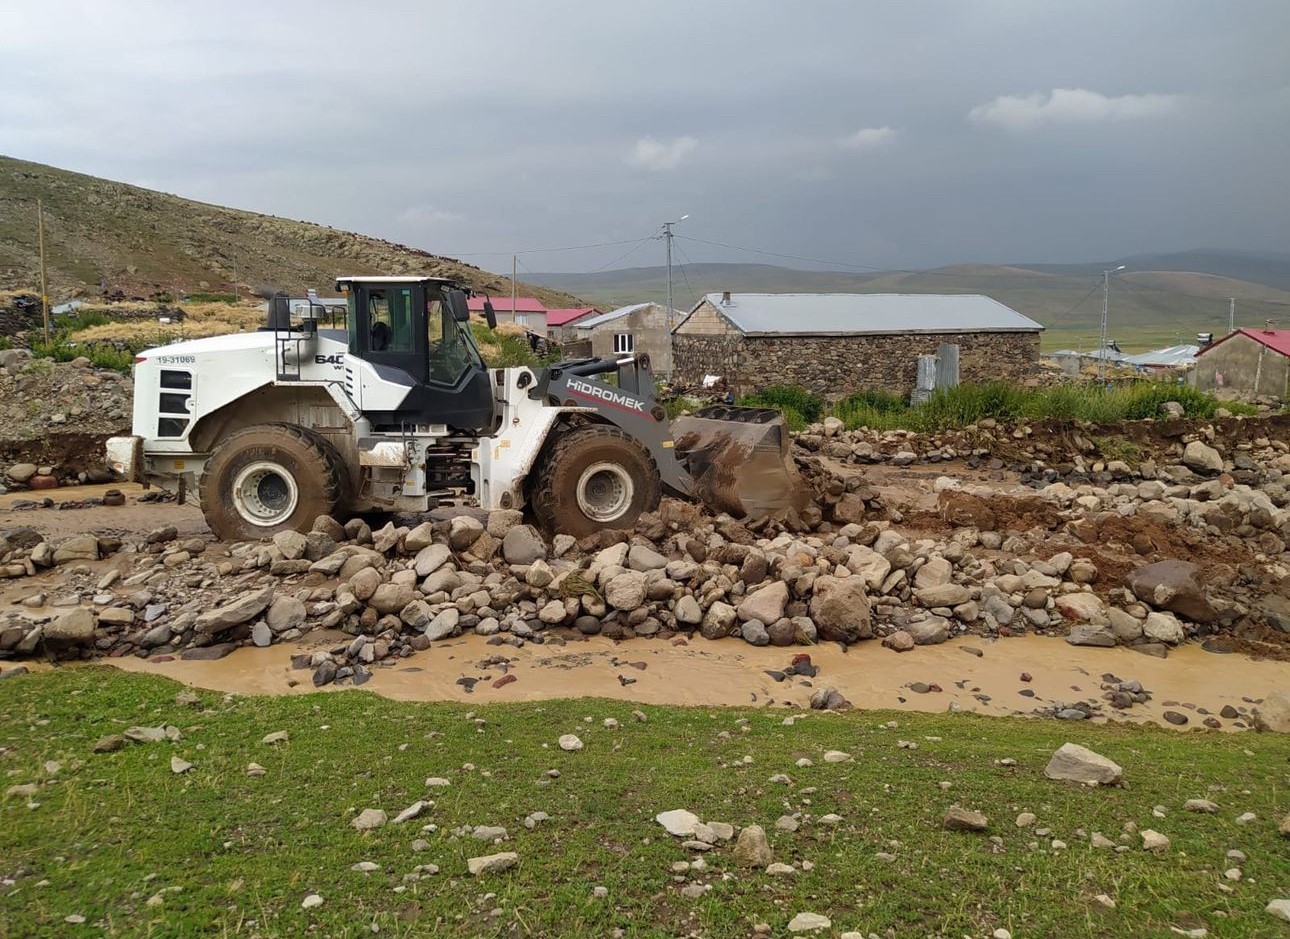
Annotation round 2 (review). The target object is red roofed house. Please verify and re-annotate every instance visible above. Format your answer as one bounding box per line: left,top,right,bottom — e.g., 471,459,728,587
1193,326,1290,400
466,296,547,333
545,307,600,341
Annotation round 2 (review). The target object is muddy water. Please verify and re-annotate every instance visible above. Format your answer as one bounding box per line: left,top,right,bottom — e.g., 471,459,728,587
0,482,207,539
106,633,1288,729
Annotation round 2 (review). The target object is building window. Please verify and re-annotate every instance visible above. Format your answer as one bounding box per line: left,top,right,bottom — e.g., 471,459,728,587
613,333,634,354
514,313,528,326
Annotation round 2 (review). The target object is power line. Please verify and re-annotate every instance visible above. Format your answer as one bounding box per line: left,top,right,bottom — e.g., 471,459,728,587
674,234,971,278
671,241,699,307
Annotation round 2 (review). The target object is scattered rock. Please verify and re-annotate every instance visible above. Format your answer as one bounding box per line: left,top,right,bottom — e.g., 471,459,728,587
1043,742,1123,785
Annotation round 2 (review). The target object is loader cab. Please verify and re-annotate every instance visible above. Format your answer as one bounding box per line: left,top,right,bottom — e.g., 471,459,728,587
336,276,496,433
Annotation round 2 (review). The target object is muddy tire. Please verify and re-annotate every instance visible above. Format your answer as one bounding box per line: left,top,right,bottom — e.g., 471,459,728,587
200,423,343,541
529,424,661,538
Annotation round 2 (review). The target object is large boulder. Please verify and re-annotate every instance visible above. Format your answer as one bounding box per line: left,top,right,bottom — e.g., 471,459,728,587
700,601,737,640
914,583,971,608
196,585,275,634
1126,560,1216,623
906,616,950,645
1043,742,1122,785
502,526,547,565
413,544,452,578
845,545,891,589
1054,593,1107,623
1182,440,1223,474
737,581,789,624
1066,623,1117,647
1254,691,1290,733
44,607,96,643
369,583,418,615
53,535,99,564
808,575,872,643
604,571,648,610
266,596,306,633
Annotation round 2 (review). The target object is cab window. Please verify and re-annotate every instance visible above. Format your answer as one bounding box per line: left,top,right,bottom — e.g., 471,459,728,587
368,288,414,352
427,296,476,385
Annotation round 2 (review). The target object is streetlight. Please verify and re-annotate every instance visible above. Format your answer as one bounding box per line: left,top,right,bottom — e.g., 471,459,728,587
1098,264,1126,384
662,214,689,326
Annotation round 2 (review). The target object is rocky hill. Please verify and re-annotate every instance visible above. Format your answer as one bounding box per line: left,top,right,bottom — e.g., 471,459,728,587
0,155,580,306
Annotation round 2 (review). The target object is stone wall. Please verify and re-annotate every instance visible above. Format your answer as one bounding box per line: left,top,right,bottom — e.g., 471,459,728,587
587,303,675,375
1191,334,1289,401
673,330,1041,398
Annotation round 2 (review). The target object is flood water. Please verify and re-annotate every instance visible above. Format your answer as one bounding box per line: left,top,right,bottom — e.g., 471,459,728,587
107,632,1288,730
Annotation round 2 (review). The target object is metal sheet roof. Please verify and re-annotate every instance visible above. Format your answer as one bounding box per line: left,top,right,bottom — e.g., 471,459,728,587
685,293,1043,336
576,302,681,330
1123,344,1199,367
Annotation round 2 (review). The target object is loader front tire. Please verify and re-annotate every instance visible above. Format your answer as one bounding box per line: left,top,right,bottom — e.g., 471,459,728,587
200,424,342,541
530,424,661,538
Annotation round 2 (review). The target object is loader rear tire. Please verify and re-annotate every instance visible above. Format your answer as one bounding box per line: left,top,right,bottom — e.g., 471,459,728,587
530,424,661,538
200,423,343,542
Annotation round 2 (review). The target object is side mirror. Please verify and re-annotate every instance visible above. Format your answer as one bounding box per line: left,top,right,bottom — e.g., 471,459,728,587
482,298,497,330
446,289,471,323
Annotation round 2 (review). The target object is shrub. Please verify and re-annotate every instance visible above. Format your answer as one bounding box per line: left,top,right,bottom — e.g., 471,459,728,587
739,385,824,424
184,292,240,304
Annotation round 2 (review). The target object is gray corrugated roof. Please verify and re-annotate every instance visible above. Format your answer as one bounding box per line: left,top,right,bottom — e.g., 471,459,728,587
1123,344,1199,367
682,293,1044,336
576,302,681,330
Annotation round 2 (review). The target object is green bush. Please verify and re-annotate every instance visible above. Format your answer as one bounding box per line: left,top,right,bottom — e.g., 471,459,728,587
58,310,113,332
739,385,824,424
185,292,239,304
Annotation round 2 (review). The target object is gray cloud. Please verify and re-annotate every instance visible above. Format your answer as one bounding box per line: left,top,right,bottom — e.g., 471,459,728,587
1,1,1287,274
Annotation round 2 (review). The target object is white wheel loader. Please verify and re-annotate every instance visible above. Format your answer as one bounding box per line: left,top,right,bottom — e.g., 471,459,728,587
106,276,803,541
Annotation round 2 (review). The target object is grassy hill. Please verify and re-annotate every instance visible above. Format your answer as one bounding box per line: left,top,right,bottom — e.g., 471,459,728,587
527,255,1290,353
0,155,578,306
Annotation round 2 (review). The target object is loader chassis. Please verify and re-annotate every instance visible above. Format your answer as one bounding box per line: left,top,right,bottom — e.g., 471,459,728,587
107,275,801,541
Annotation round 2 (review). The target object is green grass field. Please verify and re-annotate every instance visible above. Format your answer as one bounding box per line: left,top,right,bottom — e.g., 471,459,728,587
2,668,1288,938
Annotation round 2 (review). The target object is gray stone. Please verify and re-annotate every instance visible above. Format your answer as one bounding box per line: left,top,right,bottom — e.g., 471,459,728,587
737,580,789,624
266,596,306,633
1126,560,1216,623
626,544,668,571
449,516,485,551
348,566,383,600
845,545,891,589
942,807,989,831
787,913,831,933
700,601,737,639
674,595,702,625
913,556,953,589
1054,593,1106,623
1066,623,1117,647
604,571,648,610
1182,440,1223,474
44,607,96,643
369,583,417,615
740,620,770,646
6,462,37,482
656,809,700,836
251,621,272,647
196,585,275,634
53,535,99,564
467,852,518,875
808,575,872,643
1253,690,1290,733
907,616,950,645
1142,611,1184,644
351,808,388,831
403,522,437,552
914,583,971,608
733,824,773,867
425,608,460,641
414,544,452,578
1044,742,1123,785
1107,608,1144,642
272,530,308,560
502,526,547,565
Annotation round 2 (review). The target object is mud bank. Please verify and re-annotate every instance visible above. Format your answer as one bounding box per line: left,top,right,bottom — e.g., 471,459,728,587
106,633,1288,730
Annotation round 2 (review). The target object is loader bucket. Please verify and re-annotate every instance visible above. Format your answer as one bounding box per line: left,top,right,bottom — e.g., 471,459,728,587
671,405,808,520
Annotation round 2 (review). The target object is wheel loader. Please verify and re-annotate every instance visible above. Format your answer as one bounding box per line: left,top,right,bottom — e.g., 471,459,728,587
106,276,804,541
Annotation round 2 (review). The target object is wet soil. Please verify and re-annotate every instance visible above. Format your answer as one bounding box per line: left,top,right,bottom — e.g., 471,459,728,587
104,631,1286,731
0,482,207,542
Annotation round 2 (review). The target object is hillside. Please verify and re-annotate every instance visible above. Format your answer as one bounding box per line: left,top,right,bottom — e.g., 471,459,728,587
0,155,579,307
527,255,1290,352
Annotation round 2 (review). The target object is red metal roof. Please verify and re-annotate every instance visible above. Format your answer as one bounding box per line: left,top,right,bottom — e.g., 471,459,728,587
546,307,600,327
1197,328,1290,358
466,296,546,313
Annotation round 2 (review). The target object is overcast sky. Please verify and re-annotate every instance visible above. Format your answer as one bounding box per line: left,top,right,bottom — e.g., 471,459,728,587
3,1,1288,275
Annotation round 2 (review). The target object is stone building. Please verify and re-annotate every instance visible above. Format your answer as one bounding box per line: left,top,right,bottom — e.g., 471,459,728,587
1191,327,1290,400
671,292,1044,397
575,302,682,376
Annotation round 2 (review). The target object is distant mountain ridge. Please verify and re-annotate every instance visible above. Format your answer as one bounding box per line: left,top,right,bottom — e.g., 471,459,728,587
526,252,1290,351
0,155,579,306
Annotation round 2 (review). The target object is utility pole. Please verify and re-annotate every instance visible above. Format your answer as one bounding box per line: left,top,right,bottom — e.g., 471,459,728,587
511,254,517,325
37,199,50,344
661,215,689,329
1228,297,1236,334
1098,265,1126,385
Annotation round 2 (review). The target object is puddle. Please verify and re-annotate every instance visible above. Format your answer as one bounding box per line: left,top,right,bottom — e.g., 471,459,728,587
105,632,1288,729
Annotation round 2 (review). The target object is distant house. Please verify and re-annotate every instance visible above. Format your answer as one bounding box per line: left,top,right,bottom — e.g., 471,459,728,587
1192,327,1290,400
545,307,600,341
671,292,1044,397
466,295,548,333
1123,344,1199,371
575,302,682,376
